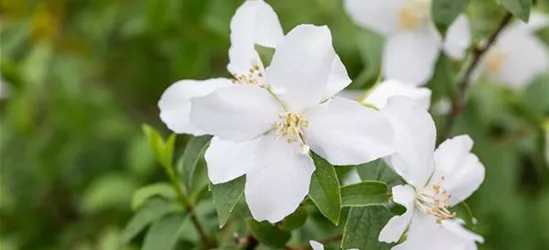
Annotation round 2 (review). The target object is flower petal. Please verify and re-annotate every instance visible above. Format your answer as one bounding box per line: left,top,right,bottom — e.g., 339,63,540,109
379,185,416,243
158,78,231,135
511,11,549,32
190,85,281,142
394,213,481,250
266,25,335,111
228,0,284,76
230,0,284,48
487,29,549,89
324,54,352,99
363,79,432,109
245,133,315,223
433,135,485,204
309,241,324,250
381,96,436,187
344,0,406,36
442,219,484,245
305,97,395,166
443,15,471,60
205,137,260,184
383,27,442,85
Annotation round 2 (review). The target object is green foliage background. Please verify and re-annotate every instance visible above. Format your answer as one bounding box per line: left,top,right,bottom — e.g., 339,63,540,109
1,0,549,249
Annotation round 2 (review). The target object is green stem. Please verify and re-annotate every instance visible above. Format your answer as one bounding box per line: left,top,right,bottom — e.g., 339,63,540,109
163,163,213,248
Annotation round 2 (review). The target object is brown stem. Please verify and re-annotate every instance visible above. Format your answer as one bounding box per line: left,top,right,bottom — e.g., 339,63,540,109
439,12,514,142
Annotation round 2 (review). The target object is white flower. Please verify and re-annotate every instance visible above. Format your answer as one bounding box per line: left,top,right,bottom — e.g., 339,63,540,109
477,12,549,89
378,97,484,249
191,25,395,223
158,0,283,134
344,0,471,85
338,80,431,110
363,80,432,109
392,217,484,250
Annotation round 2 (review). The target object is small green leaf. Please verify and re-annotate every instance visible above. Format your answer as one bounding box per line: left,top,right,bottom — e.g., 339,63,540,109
180,135,212,192
247,218,291,248
131,182,177,210
278,206,308,232
121,198,173,243
309,153,342,225
211,176,245,228
452,202,475,229
499,0,531,22
142,213,187,250
142,124,176,168
341,181,389,207
341,206,394,250
432,0,471,34
142,124,166,165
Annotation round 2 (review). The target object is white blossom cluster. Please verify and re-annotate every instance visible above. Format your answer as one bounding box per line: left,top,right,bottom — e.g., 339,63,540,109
157,0,549,249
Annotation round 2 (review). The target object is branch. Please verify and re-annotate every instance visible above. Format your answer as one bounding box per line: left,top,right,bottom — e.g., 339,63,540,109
439,12,514,142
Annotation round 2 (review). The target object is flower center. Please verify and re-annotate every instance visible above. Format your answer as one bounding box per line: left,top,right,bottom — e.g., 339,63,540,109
274,112,309,146
415,176,456,224
231,64,266,87
398,0,430,30
484,47,506,76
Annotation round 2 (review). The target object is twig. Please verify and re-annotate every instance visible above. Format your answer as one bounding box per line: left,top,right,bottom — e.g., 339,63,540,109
164,164,213,248
439,12,514,142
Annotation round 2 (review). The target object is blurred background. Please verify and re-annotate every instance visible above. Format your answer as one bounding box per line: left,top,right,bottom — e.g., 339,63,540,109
1,0,549,249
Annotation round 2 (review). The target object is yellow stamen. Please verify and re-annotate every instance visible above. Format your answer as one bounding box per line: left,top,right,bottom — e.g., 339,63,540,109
484,48,507,76
273,112,309,146
398,0,431,30
231,63,266,86
415,176,456,223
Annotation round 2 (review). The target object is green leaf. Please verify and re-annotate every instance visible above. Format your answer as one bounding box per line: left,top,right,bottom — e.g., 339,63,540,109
278,205,308,232
82,174,138,213
432,0,471,34
142,124,165,165
131,182,177,210
499,0,531,22
452,202,475,229
142,213,187,250
309,153,342,225
341,181,389,207
211,176,245,228
121,198,173,243
341,206,394,250
180,135,212,192
356,159,404,188
142,124,176,168
247,218,291,248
